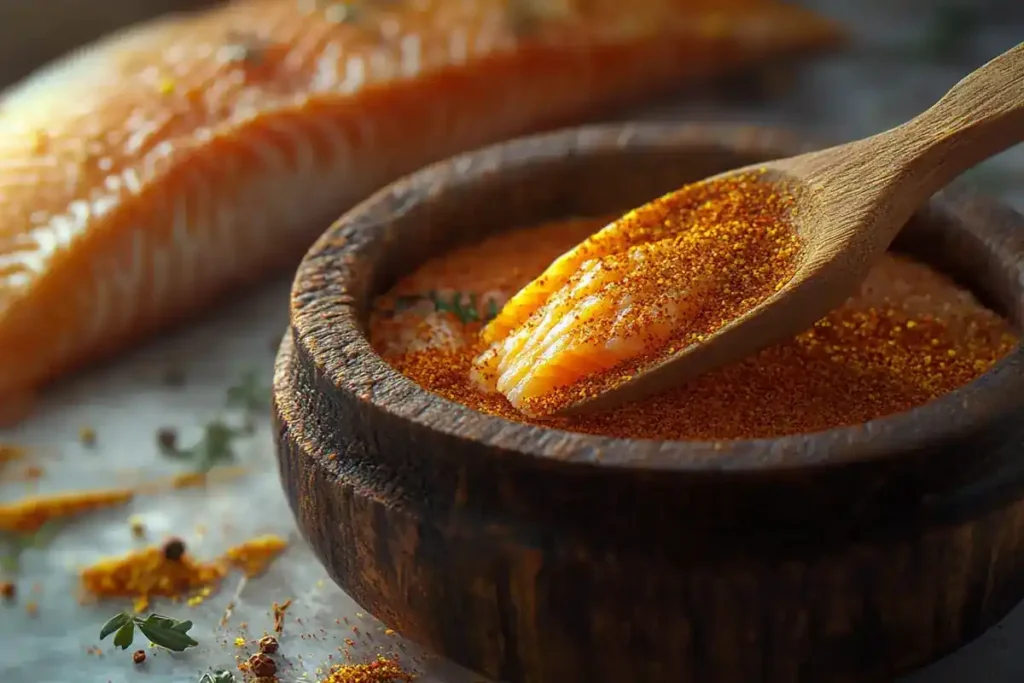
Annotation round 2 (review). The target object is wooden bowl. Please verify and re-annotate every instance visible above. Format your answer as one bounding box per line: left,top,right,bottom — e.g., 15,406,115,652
273,123,1024,683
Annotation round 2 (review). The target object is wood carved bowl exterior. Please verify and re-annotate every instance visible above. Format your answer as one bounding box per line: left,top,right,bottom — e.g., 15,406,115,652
273,123,1024,683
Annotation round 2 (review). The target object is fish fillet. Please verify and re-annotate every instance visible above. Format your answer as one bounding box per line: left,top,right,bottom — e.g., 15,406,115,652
0,0,841,421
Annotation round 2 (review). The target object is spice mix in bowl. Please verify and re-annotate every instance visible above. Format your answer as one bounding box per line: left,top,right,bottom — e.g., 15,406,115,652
274,122,1024,683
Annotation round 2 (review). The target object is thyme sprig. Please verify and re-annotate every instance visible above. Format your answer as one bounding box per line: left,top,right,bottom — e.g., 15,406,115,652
157,370,271,473
99,612,199,652
0,521,64,574
393,290,501,324
158,419,246,474
199,671,236,683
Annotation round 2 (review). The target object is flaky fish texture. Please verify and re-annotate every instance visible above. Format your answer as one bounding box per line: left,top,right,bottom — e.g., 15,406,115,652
0,0,841,420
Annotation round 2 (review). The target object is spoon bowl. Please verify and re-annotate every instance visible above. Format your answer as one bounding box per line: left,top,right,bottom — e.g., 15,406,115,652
558,41,1024,415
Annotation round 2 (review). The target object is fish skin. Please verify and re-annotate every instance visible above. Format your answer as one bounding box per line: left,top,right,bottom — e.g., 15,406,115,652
0,0,841,420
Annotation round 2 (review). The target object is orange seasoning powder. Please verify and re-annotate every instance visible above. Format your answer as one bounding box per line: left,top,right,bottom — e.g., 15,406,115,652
318,655,416,683
471,172,802,416
370,217,1018,441
79,534,287,612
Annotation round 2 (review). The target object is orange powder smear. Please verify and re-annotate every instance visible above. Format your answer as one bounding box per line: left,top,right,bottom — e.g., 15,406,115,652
0,444,26,466
0,489,136,534
0,468,248,534
79,534,287,612
370,218,1018,441
472,173,801,416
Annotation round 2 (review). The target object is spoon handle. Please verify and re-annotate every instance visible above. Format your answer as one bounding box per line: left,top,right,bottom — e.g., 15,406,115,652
881,41,1024,205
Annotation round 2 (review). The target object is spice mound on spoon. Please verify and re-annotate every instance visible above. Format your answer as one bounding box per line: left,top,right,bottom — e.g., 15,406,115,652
473,41,1024,418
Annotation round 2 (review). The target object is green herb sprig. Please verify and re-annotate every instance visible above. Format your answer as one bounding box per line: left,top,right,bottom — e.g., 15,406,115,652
157,370,271,473
200,671,236,683
158,419,245,473
393,291,502,324
0,521,64,574
99,612,198,652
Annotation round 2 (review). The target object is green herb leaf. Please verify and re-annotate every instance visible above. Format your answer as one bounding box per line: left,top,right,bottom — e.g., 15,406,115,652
484,297,501,321
200,671,237,683
99,612,133,640
171,619,194,633
136,615,199,652
27,521,64,548
225,371,270,413
112,621,136,650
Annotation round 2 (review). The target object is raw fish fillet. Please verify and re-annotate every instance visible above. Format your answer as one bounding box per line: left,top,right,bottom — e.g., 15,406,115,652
0,0,841,421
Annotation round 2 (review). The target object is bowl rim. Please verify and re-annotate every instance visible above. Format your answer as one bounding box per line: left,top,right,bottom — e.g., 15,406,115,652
288,121,1024,474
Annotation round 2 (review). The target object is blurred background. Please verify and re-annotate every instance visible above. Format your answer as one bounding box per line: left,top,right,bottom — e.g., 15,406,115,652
2,0,1021,204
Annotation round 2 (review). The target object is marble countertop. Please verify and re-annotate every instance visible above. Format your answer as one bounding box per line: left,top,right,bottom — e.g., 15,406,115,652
2,3,1024,682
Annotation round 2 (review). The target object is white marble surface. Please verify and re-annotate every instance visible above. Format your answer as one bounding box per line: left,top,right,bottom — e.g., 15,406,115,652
2,4,1024,683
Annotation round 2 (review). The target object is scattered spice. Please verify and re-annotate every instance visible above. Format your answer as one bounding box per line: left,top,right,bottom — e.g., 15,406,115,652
234,636,246,647
157,428,179,453
272,599,292,633
259,635,279,654
130,517,147,539
80,535,287,612
133,649,147,664
79,426,97,447
19,465,44,481
163,537,187,562
246,652,278,678
371,217,1018,440
25,600,38,616
1,581,14,600
318,655,415,682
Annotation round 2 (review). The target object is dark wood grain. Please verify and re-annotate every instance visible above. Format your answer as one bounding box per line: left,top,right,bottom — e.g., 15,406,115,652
273,122,1024,683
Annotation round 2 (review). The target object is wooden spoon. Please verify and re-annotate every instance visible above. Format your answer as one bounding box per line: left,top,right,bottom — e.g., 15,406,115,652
562,41,1024,416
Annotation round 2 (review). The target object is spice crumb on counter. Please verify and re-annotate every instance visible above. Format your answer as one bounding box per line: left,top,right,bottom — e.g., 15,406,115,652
78,426,97,447
272,599,293,633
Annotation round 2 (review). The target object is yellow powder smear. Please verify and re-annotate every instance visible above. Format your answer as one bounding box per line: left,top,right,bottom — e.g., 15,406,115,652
0,489,136,534
79,534,287,612
0,467,249,534
0,444,26,466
